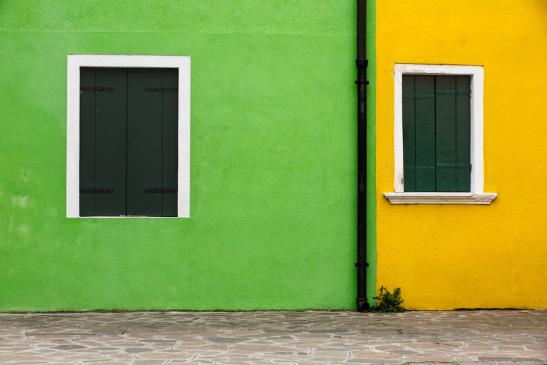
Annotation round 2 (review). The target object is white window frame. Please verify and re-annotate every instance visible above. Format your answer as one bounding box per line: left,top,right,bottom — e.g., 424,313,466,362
66,55,191,218
384,64,496,205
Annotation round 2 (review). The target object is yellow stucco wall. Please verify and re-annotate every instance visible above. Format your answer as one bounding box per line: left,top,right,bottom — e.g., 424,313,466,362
376,0,547,309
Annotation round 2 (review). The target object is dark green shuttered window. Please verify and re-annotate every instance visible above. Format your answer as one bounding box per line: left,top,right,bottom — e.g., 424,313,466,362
79,68,178,217
402,75,471,192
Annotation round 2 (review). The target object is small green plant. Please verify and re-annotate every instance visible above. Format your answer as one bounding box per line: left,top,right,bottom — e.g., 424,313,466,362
370,286,405,312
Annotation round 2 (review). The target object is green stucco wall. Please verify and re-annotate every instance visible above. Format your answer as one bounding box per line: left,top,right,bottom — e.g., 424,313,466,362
0,0,376,311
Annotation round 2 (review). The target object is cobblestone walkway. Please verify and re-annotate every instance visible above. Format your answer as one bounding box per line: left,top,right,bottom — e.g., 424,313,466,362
0,310,545,364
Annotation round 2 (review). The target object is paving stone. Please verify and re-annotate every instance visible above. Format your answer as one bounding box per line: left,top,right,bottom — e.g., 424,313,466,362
52,344,87,350
131,361,165,365
138,351,193,360
478,356,545,362
351,351,395,358
0,310,545,364
124,347,151,353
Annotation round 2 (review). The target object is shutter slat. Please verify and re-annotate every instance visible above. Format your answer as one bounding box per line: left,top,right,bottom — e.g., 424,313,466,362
79,68,96,216
414,76,436,191
402,75,416,192
435,76,457,191
455,76,471,191
161,69,179,217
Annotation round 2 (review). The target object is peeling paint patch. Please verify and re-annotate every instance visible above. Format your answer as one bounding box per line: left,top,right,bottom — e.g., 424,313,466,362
18,224,30,235
19,169,32,183
11,196,29,208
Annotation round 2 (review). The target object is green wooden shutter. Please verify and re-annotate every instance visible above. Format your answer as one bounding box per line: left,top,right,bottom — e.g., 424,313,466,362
402,75,416,191
126,68,178,217
455,76,471,192
161,69,179,217
402,75,471,192
79,68,127,216
80,67,178,217
126,68,163,216
414,76,436,191
79,68,96,215
435,76,457,191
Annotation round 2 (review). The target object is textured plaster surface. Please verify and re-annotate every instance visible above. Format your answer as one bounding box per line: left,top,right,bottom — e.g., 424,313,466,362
376,0,547,309
0,0,376,310
0,310,545,364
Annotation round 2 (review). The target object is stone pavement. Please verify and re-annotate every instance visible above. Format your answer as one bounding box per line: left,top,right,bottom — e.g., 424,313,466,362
0,310,545,364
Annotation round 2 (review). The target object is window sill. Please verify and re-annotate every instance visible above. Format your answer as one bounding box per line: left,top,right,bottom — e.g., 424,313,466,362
383,192,497,205
68,216,184,219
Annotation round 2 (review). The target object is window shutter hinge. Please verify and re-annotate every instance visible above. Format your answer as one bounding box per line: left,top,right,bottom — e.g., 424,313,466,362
80,187,114,194
144,87,178,93
80,86,114,92
144,188,178,194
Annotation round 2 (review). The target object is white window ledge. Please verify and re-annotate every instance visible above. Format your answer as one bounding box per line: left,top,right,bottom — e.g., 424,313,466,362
383,192,497,205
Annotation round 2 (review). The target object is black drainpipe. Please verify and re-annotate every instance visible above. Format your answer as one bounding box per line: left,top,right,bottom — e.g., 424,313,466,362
356,0,369,312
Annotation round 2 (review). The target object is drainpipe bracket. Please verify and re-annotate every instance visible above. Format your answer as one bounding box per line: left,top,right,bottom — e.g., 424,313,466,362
356,59,368,68
355,59,369,85
355,260,369,268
